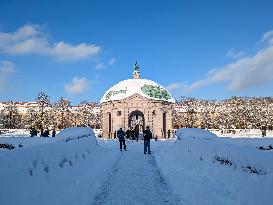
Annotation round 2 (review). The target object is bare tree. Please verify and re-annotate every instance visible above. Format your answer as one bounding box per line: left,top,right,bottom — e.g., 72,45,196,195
0,101,22,129
53,97,72,129
78,101,101,128
36,92,51,132
173,96,273,131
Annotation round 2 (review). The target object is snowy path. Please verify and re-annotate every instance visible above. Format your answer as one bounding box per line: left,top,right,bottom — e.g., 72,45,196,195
92,142,180,205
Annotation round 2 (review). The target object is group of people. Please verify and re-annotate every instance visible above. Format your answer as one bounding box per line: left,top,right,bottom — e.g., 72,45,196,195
30,127,56,137
117,126,152,154
124,128,139,141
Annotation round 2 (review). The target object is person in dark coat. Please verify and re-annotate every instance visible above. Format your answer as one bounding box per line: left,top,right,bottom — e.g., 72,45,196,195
143,126,152,154
34,128,38,136
30,127,37,137
117,128,127,151
131,129,135,140
40,129,44,137
167,129,171,139
52,129,56,137
126,128,131,139
135,128,139,142
114,130,117,139
43,129,49,137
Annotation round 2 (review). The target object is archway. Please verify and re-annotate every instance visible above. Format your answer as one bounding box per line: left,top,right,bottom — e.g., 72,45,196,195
128,110,145,132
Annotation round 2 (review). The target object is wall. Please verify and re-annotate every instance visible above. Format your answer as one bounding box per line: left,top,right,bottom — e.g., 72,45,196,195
101,94,173,138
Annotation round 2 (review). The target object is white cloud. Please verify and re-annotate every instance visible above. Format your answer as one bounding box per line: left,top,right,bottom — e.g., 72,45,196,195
168,29,273,93
260,30,273,45
52,42,100,62
95,58,116,70
108,58,116,65
95,63,106,70
0,24,101,62
226,48,245,59
0,61,15,93
166,83,186,92
64,77,90,94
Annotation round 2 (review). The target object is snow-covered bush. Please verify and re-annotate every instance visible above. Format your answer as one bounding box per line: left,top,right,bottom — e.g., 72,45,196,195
0,127,116,205
0,143,15,150
56,127,95,142
176,128,218,140
155,131,273,204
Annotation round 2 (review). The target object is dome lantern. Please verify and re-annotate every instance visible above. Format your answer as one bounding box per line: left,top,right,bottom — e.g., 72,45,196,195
133,62,140,79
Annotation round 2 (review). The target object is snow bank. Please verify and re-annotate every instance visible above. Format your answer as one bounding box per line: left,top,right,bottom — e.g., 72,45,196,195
0,137,55,148
0,127,118,205
211,129,273,138
56,127,95,142
176,128,218,140
154,128,273,205
0,129,30,137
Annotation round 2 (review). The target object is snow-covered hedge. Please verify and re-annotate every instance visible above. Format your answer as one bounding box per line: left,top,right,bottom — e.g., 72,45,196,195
174,128,273,175
56,127,95,142
176,128,218,140
0,127,116,205
154,128,273,204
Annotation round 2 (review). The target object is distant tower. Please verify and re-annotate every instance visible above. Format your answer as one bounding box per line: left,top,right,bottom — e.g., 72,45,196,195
133,62,140,79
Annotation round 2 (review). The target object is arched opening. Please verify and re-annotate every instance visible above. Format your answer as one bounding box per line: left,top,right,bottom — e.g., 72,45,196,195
128,110,145,132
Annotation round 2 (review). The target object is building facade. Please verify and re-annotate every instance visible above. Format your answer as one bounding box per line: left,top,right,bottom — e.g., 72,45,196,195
100,63,175,138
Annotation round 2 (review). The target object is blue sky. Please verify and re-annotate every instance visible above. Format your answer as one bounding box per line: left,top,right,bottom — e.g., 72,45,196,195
0,0,273,104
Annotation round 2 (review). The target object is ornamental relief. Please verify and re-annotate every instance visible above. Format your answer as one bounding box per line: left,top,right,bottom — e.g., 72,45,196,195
105,88,127,100
141,84,172,101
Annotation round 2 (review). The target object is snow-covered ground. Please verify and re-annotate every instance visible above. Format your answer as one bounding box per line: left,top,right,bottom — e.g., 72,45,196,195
0,129,30,137
1,128,273,204
92,141,180,205
211,129,273,138
0,128,119,205
154,128,273,205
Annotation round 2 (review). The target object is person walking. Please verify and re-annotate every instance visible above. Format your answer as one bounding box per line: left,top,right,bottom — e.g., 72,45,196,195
43,129,49,137
131,128,135,140
30,127,37,137
126,128,131,139
117,128,127,151
143,126,152,154
167,129,171,139
52,128,56,137
40,129,44,137
135,127,139,142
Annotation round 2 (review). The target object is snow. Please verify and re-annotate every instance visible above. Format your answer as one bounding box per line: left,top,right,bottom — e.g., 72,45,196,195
154,128,273,205
55,127,94,141
176,128,218,140
0,129,30,137
92,141,180,205
211,129,273,138
1,127,273,205
100,79,175,103
0,127,119,205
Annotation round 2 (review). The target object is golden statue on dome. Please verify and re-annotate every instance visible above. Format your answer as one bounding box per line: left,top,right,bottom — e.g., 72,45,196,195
133,61,140,79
